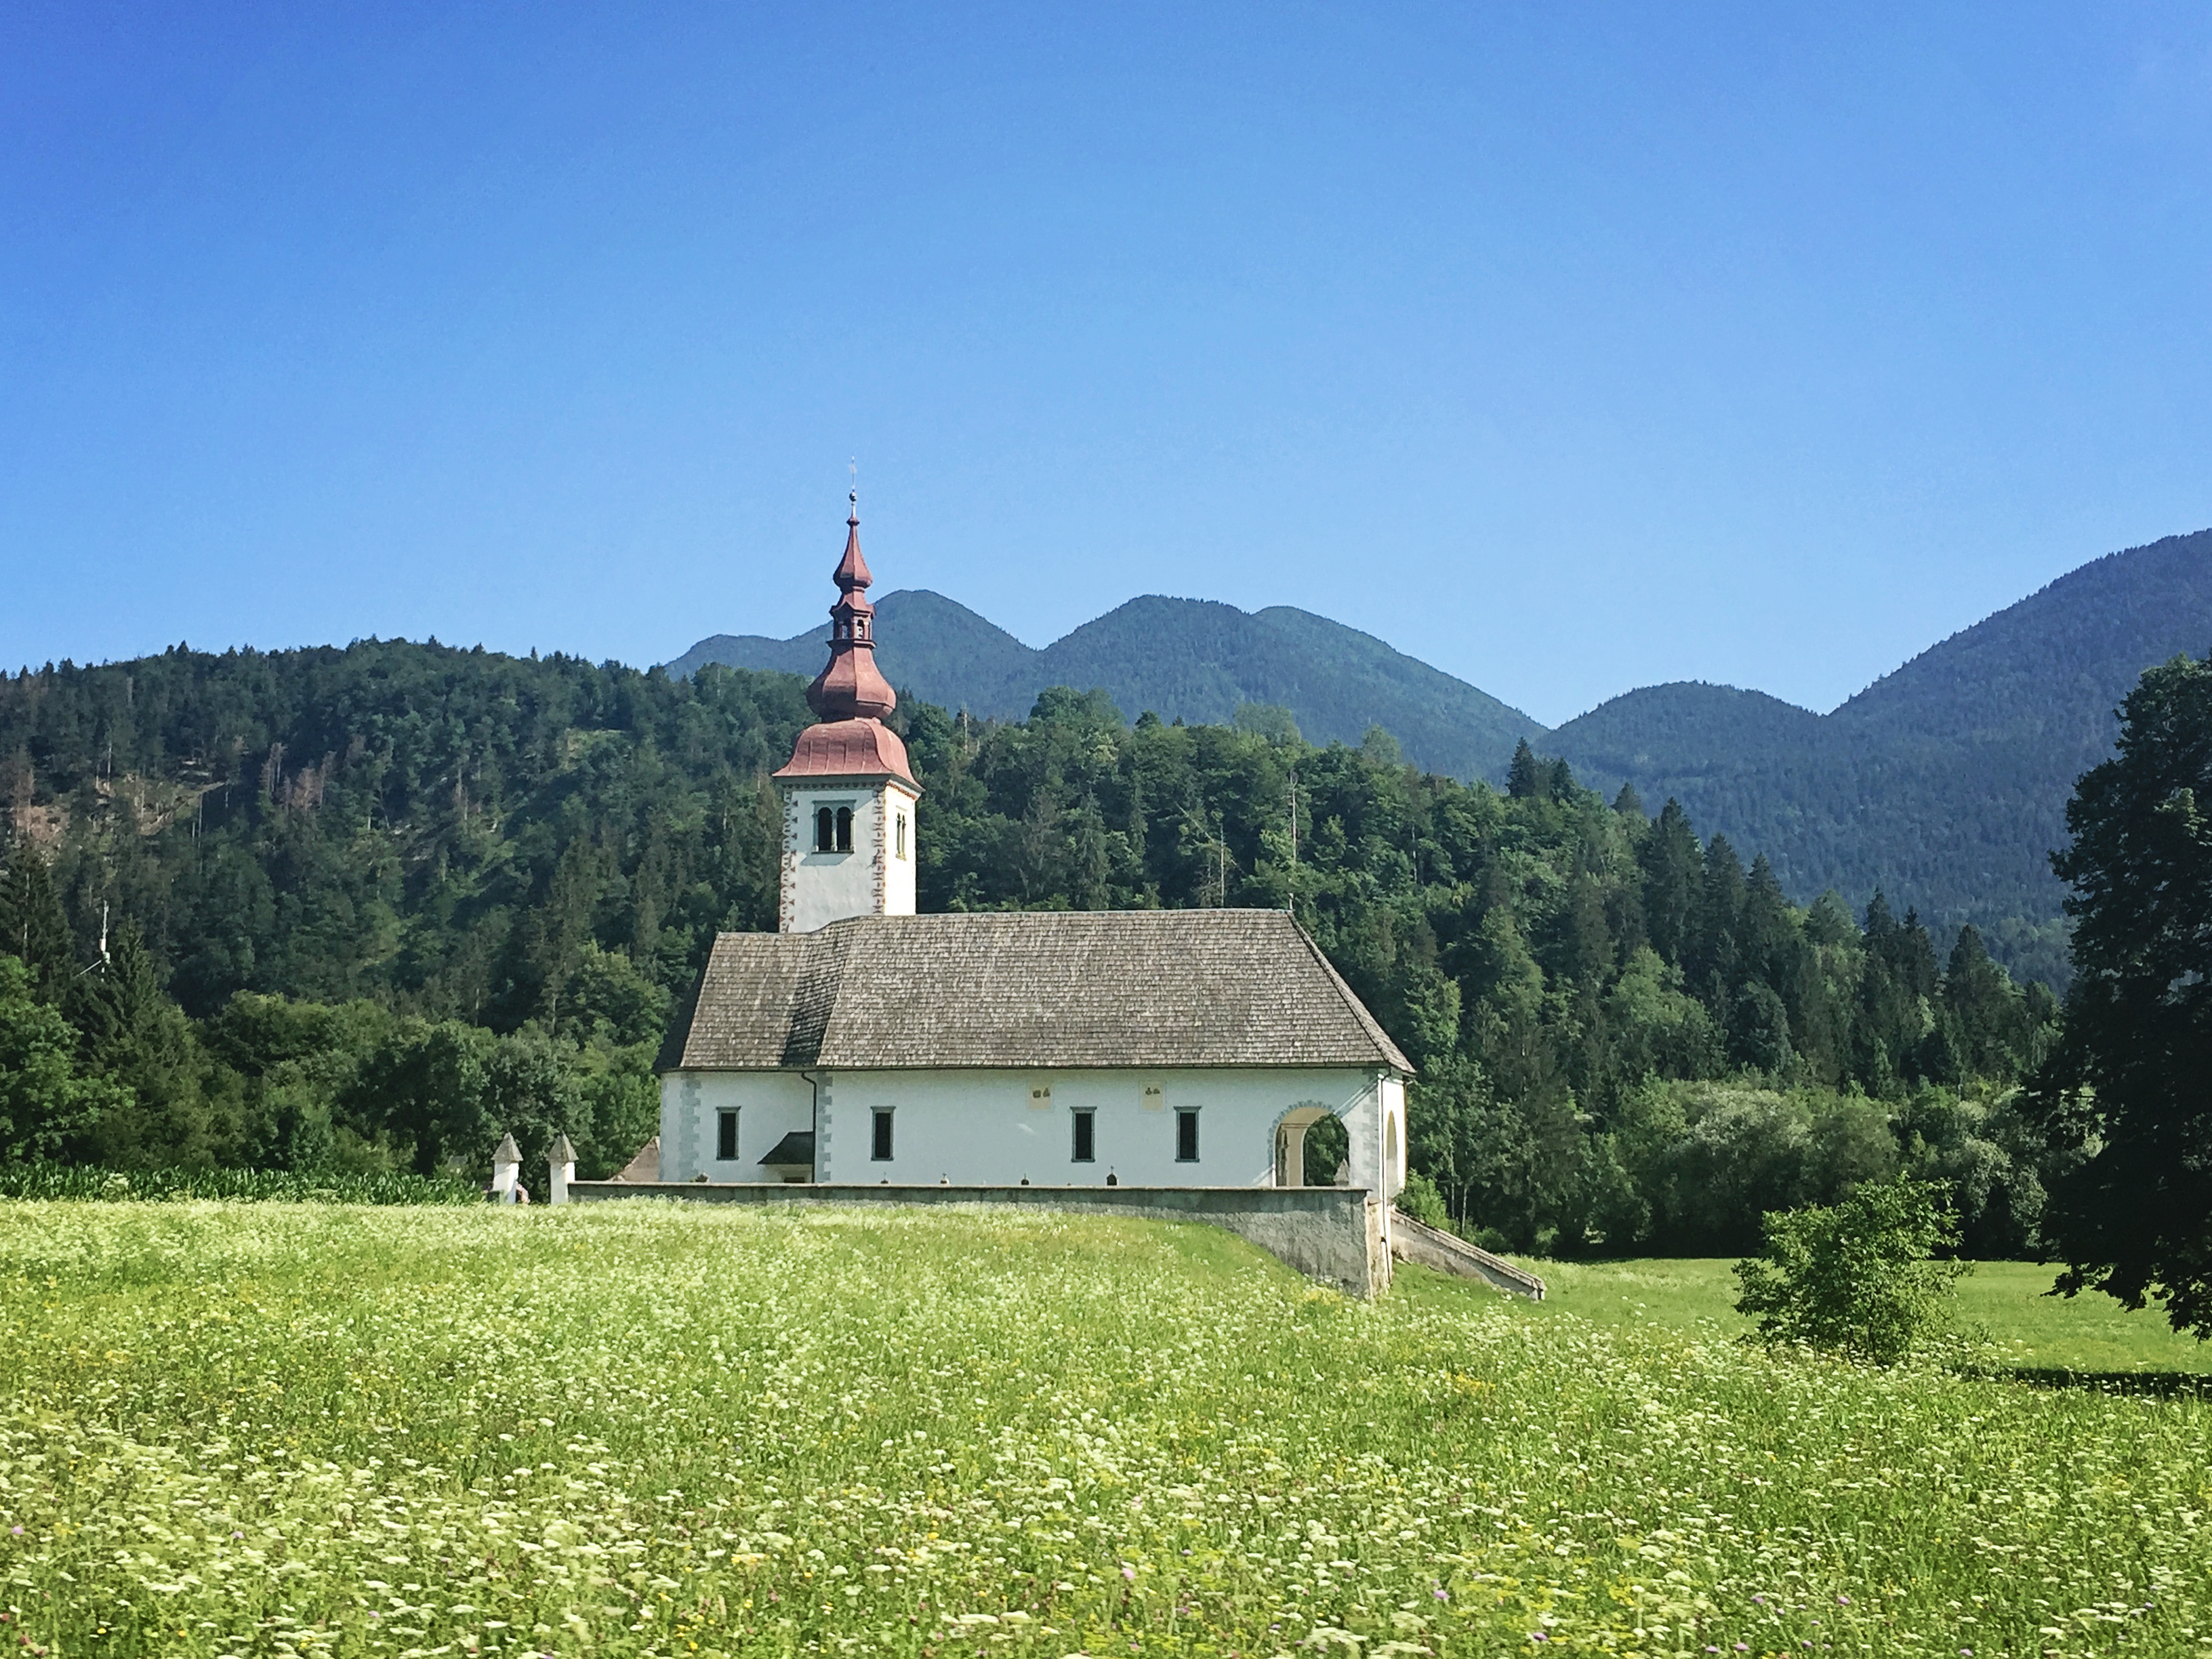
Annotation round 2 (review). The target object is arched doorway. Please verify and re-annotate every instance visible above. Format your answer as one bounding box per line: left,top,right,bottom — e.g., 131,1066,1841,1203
1273,1105,1349,1188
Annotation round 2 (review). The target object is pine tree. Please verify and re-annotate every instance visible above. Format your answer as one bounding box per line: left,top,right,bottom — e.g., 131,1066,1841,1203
0,844,76,1003
1506,739,1542,800
1740,853,1795,987
0,954,129,1160
2032,651,2212,1334
1897,908,1941,1002
1549,872,1614,988
1942,923,2017,1078
75,918,228,1167
1690,834,1748,998
1639,800,1704,967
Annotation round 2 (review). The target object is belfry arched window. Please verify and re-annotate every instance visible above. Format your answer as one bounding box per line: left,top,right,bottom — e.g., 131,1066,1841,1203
815,806,836,852
835,806,854,852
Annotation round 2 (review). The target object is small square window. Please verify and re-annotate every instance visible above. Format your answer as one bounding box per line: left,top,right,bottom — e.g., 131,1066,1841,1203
872,1108,895,1162
1027,1082,1053,1111
1175,1107,1200,1163
716,1109,738,1162
1141,1084,1164,1112
1071,1109,1095,1163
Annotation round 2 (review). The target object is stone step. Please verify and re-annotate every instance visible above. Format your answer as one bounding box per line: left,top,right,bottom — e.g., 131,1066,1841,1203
1391,1210,1547,1300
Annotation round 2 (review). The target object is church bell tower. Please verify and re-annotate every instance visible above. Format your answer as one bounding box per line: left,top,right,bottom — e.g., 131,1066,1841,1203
771,492,921,932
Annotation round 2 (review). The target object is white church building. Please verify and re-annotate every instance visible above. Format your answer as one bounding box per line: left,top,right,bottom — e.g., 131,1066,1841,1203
655,497,1412,1206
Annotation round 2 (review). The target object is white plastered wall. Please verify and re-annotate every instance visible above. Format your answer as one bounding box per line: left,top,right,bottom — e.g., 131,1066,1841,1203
661,1065,1409,1203
824,1066,1386,1189
659,1071,817,1184
779,779,919,933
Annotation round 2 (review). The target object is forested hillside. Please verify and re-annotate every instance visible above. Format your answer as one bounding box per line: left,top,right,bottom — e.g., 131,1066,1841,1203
671,590,1546,780
671,531,2212,985
2,642,2061,1254
1550,528,2212,985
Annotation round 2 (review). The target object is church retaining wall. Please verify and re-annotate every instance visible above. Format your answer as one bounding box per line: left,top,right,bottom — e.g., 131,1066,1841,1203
562,1181,1391,1298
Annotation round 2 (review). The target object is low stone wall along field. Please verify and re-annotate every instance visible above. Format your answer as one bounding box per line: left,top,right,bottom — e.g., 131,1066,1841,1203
2,1200,2208,1658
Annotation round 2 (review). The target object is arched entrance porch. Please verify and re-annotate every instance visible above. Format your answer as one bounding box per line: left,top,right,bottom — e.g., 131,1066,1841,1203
1273,1103,1349,1188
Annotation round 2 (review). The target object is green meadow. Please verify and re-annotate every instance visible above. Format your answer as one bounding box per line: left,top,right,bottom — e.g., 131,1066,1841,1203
3,1203,2208,1659
1448,1257,2212,1383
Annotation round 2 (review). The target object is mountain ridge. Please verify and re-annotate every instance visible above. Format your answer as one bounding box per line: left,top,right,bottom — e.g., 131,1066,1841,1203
1544,527,2212,983
671,526,2212,985
670,590,1547,781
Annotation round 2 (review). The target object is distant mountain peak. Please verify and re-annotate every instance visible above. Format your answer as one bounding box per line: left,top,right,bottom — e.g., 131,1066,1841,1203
1546,527,2212,984
668,589,1545,779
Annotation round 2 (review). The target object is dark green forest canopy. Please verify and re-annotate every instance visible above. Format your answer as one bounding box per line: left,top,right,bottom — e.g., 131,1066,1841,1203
0,642,2059,1251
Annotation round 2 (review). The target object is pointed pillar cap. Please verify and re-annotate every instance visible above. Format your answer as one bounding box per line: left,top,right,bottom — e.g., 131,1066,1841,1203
493,1132,521,1164
550,1132,577,1164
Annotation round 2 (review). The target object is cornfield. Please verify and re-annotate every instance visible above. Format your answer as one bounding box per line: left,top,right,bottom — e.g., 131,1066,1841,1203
0,1162,480,1205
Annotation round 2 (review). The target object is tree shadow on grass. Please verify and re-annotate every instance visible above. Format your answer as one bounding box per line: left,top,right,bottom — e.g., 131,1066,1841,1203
2005,1368,2212,1400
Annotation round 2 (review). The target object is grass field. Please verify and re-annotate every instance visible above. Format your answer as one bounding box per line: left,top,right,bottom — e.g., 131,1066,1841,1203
3,1202,2209,1659
1456,1257,2212,1383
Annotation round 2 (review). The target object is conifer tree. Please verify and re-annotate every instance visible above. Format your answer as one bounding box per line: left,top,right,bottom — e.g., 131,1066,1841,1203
74,918,226,1168
1691,834,1748,996
0,954,128,1161
1942,924,2018,1078
1897,909,1941,1002
2032,651,2212,1335
1506,739,1542,800
0,844,75,1003
1740,853,1795,988
1639,800,1703,966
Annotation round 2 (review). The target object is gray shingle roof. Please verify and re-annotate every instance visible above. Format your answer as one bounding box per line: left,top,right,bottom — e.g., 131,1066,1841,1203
758,1130,817,1167
665,910,1411,1075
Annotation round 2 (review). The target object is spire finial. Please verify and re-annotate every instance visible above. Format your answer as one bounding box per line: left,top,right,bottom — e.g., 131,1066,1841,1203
848,457,858,525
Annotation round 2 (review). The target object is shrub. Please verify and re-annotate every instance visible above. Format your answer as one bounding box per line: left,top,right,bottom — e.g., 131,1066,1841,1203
1734,1176,1969,1364
1396,1169,1451,1229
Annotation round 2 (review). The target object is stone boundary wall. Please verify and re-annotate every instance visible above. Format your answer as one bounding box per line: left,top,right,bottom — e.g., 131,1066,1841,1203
565,1181,1390,1297
1389,1210,1547,1300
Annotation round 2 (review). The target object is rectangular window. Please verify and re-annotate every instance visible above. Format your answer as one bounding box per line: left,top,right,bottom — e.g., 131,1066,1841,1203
1071,1109,1095,1163
1175,1107,1200,1163
716,1109,738,1162
872,1107,894,1162
834,805,854,852
895,814,907,859
815,805,836,852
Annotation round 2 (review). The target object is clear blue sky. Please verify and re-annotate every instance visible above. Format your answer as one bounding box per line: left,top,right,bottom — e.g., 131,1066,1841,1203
4,3,2209,726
